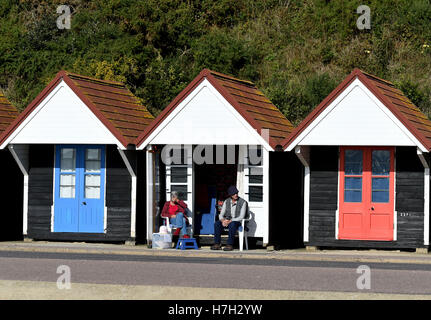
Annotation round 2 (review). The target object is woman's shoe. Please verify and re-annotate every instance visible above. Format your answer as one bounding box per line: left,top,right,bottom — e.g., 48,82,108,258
223,245,233,251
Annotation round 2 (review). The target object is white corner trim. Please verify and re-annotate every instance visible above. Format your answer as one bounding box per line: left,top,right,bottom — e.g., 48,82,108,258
393,154,397,242
417,149,430,246
145,149,154,242
137,79,273,152
8,145,29,236
262,148,269,245
295,146,310,243
286,79,428,152
336,149,341,240
118,148,137,238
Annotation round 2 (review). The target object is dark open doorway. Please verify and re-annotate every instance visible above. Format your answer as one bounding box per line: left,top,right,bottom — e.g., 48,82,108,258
194,146,239,236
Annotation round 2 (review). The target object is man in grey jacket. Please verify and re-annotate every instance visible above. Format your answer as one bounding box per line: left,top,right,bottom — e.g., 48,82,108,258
211,186,248,251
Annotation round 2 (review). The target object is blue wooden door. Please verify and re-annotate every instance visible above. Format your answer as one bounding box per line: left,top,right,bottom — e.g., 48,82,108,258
54,145,105,233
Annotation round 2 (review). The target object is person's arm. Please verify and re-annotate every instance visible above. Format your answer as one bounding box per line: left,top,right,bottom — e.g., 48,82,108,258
232,202,247,222
177,200,188,211
219,201,227,221
160,202,169,218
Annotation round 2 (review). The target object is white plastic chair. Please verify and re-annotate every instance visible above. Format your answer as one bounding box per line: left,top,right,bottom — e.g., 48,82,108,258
164,215,193,235
238,212,253,251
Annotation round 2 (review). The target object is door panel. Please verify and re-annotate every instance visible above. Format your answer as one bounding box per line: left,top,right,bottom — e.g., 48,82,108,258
339,147,394,241
78,147,105,233
54,147,79,232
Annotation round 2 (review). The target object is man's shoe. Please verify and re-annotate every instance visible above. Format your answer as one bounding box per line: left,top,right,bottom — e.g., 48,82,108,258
223,245,234,251
211,243,221,250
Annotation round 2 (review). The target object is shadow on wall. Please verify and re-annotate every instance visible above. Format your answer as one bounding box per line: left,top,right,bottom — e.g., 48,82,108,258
269,151,304,249
0,150,24,241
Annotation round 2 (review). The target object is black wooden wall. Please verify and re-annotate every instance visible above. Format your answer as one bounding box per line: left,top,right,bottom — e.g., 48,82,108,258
0,150,23,240
27,144,134,242
269,151,304,248
307,146,426,249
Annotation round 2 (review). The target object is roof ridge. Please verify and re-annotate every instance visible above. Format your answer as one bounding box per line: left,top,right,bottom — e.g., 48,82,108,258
63,70,126,87
204,69,256,87
353,68,395,87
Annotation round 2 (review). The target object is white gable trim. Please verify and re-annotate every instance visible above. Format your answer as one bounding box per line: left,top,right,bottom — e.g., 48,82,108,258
285,78,427,152
137,79,273,151
0,80,125,149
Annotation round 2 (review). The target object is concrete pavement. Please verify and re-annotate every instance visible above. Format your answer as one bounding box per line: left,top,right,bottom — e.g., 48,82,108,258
1,280,430,300
0,241,430,265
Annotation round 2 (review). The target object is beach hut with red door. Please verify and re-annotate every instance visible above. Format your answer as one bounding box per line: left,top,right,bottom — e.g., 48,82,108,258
283,69,431,250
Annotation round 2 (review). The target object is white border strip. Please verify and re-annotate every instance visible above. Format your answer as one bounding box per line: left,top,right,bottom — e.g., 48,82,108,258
295,146,310,243
417,149,430,246
8,145,29,236
118,148,137,239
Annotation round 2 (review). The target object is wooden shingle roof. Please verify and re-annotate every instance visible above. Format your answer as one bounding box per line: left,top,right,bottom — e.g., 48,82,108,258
65,72,154,143
283,68,431,151
0,71,154,148
0,93,19,133
361,71,431,147
136,69,294,149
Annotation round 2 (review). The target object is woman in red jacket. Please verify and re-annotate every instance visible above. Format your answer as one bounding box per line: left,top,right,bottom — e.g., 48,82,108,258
161,191,190,238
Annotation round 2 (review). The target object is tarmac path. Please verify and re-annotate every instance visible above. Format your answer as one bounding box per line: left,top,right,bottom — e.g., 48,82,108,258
0,250,430,299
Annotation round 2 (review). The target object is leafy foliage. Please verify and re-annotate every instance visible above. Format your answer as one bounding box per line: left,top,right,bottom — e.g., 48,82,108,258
0,0,431,123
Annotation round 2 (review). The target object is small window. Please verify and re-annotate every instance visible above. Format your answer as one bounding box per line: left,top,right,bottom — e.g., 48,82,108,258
247,146,264,202
171,185,188,201
344,177,362,202
248,146,262,166
344,150,363,175
249,167,263,184
372,178,389,203
84,148,102,199
249,186,263,202
372,150,390,175
59,148,76,198
171,167,188,183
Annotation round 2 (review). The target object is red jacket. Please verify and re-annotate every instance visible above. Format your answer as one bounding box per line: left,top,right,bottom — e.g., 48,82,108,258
161,200,188,218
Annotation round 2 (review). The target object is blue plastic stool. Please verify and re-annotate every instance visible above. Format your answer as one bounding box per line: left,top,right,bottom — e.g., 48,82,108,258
176,238,199,250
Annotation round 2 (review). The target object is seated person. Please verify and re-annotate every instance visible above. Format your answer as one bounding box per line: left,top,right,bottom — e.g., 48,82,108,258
161,191,190,238
211,186,248,251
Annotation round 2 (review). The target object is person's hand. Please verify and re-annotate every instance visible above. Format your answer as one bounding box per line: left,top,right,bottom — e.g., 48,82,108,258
171,215,176,218
222,219,231,227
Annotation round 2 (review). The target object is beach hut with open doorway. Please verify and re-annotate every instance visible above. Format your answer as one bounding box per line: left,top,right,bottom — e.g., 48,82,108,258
135,69,304,248
0,93,23,240
283,68,431,250
0,71,154,243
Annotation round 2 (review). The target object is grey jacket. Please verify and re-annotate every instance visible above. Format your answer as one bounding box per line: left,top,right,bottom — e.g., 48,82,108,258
219,197,248,222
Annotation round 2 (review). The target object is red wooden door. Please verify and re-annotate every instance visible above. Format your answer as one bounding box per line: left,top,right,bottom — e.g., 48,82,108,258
338,147,394,241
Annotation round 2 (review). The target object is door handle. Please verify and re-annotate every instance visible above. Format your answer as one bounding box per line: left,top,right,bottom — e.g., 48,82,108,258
371,206,374,211
82,202,87,205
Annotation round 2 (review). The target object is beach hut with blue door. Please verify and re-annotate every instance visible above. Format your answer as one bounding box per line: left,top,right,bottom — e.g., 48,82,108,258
0,93,23,240
0,71,154,243
283,69,431,250
135,69,304,248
